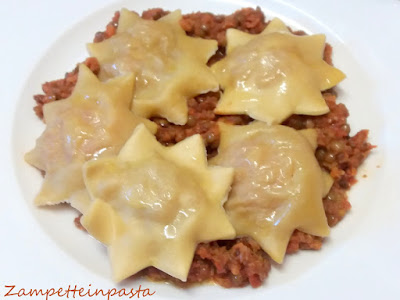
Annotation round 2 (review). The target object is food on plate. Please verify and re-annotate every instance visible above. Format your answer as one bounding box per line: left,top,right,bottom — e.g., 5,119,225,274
210,122,332,263
27,7,374,288
25,64,156,206
212,18,345,124
88,9,218,125
81,124,235,281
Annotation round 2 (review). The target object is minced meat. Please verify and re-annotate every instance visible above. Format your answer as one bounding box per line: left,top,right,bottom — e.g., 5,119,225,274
32,7,374,288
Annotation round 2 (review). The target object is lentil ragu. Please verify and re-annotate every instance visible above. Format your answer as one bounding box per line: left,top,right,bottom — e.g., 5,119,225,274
33,7,374,288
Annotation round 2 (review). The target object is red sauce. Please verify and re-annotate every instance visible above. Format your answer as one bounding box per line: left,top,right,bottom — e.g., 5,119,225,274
32,7,374,288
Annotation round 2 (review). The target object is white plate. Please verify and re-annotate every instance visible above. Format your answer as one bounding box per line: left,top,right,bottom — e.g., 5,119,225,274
1,0,400,299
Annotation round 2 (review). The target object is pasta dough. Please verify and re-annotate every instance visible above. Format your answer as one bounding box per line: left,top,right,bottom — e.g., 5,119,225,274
211,122,331,263
212,18,345,124
25,64,156,208
88,9,219,125
81,124,236,281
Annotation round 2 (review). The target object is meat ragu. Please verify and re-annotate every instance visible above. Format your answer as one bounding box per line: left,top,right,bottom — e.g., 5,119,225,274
33,7,374,288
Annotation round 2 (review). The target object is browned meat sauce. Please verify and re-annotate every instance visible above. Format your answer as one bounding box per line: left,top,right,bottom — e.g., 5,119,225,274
33,7,374,288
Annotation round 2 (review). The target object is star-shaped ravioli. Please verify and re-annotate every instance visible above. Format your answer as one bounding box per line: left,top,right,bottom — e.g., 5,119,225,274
81,124,235,282
25,64,156,208
212,18,346,124
210,122,330,263
88,9,219,125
